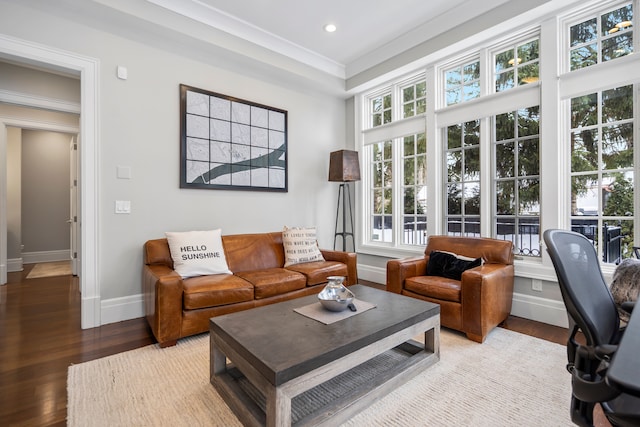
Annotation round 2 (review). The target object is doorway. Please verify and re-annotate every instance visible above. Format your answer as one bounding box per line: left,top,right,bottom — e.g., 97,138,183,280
0,34,100,329
6,128,79,275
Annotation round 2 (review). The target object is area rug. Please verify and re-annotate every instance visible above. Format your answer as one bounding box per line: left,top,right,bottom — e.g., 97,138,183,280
25,261,71,279
67,328,572,426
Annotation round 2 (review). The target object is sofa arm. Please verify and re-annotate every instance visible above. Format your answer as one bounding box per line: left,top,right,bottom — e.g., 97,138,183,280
461,264,515,341
320,249,358,285
386,257,427,294
143,264,184,347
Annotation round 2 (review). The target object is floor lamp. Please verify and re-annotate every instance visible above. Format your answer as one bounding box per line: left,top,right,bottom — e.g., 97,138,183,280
329,150,360,252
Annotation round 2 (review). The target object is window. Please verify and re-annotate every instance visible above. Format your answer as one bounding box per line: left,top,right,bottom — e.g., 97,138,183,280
495,38,540,92
402,81,427,118
402,133,427,244
370,141,393,242
569,3,633,71
362,75,427,249
493,107,541,256
357,0,639,270
370,92,392,127
445,120,481,236
570,84,634,263
445,59,480,106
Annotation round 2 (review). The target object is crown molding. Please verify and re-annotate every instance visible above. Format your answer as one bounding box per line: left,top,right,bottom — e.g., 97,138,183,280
145,0,346,79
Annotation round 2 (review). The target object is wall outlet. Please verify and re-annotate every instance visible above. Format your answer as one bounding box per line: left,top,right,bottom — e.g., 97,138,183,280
532,279,543,292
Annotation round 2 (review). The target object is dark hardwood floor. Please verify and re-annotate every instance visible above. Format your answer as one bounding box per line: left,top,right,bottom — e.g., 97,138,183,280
0,264,592,426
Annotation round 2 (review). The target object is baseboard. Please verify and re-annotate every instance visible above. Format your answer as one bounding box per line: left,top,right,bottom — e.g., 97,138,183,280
511,292,568,328
22,250,70,264
94,270,569,329
7,258,23,272
357,263,386,284
356,262,568,328
100,294,145,326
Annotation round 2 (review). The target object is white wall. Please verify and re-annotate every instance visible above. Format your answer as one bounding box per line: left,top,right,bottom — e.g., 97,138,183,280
0,1,347,322
0,61,81,104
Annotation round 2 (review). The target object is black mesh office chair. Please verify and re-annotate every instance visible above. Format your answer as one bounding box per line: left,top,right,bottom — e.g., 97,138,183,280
543,229,640,427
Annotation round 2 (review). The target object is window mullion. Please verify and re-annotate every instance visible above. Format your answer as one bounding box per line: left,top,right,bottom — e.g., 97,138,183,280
635,83,640,247
393,137,403,246
480,117,492,237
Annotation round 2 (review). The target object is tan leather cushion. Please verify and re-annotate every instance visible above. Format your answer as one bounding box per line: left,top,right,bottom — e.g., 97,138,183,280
222,232,285,272
286,261,348,286
235,268,306,299
182,274,254,310
144,238,173,268
404,275,461,303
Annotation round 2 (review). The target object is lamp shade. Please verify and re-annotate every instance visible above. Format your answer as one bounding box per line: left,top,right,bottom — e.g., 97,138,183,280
328,150,361,182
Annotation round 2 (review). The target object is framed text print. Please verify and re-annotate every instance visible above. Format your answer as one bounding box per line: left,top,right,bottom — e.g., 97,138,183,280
180,84,288,192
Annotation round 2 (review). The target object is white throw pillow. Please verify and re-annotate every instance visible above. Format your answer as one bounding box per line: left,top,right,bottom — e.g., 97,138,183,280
282,226,325,267
165,229,232,278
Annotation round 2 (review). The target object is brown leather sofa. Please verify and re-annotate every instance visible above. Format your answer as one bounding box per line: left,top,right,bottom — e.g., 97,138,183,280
386,235,514,343
143,231,358,347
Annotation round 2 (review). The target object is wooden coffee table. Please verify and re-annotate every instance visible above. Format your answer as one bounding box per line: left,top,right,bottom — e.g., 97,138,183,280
210,285,440,427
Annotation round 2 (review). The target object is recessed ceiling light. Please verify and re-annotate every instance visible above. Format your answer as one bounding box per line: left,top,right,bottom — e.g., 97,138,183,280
324,23,337,33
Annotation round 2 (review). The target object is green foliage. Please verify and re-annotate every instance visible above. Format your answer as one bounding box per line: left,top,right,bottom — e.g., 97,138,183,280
603,174,634,259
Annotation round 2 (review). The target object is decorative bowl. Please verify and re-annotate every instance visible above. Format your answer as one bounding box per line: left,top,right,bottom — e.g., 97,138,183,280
318,284,355,312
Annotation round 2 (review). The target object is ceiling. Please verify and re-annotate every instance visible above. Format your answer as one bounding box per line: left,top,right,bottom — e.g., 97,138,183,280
193,0,471,65
145,0,512,79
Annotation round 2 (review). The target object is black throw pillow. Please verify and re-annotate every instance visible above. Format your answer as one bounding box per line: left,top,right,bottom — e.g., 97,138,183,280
426,250,482,280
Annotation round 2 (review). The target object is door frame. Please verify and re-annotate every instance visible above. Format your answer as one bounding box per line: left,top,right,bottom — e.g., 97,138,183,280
0,33,100,329
69,135,79,276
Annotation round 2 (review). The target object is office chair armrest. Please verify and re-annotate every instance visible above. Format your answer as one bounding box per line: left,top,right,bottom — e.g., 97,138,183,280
621,301,635,314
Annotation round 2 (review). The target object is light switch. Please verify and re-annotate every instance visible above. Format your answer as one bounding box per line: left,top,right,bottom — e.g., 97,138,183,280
115,200,131,214
117,166,131,179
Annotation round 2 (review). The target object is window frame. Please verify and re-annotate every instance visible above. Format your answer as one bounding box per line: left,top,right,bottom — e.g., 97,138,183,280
561,0,635,74
355,0,640,280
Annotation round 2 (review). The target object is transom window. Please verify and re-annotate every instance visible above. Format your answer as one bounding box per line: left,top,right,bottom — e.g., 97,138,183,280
402,81,427,118
495,38,540,92
370,92,392,127
569,3,633,71
445,59,480,106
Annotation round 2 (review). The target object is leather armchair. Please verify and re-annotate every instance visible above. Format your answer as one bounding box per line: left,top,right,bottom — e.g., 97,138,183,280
387,235,514,343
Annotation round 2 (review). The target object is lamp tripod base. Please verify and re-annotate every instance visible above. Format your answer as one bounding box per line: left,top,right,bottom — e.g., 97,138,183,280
334,182,355,252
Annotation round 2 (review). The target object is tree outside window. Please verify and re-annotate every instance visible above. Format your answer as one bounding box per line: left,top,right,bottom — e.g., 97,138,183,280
445,60,480,106
494,106,541,256
570,84,634,262
495,38,540,92
371,93,392,127
569,3,633,71
403,133,427,245
402,81,427,118
371,141,393,242
445,120,481,236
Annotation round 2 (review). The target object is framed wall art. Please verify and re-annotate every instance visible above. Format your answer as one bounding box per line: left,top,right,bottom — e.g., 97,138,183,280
179,84,288,192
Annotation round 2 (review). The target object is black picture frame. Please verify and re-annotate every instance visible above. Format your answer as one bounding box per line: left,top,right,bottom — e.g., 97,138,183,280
179,84,288,192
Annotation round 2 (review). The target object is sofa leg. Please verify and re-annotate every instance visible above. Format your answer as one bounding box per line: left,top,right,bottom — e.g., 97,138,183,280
466,332,485,343
158,339,178,348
